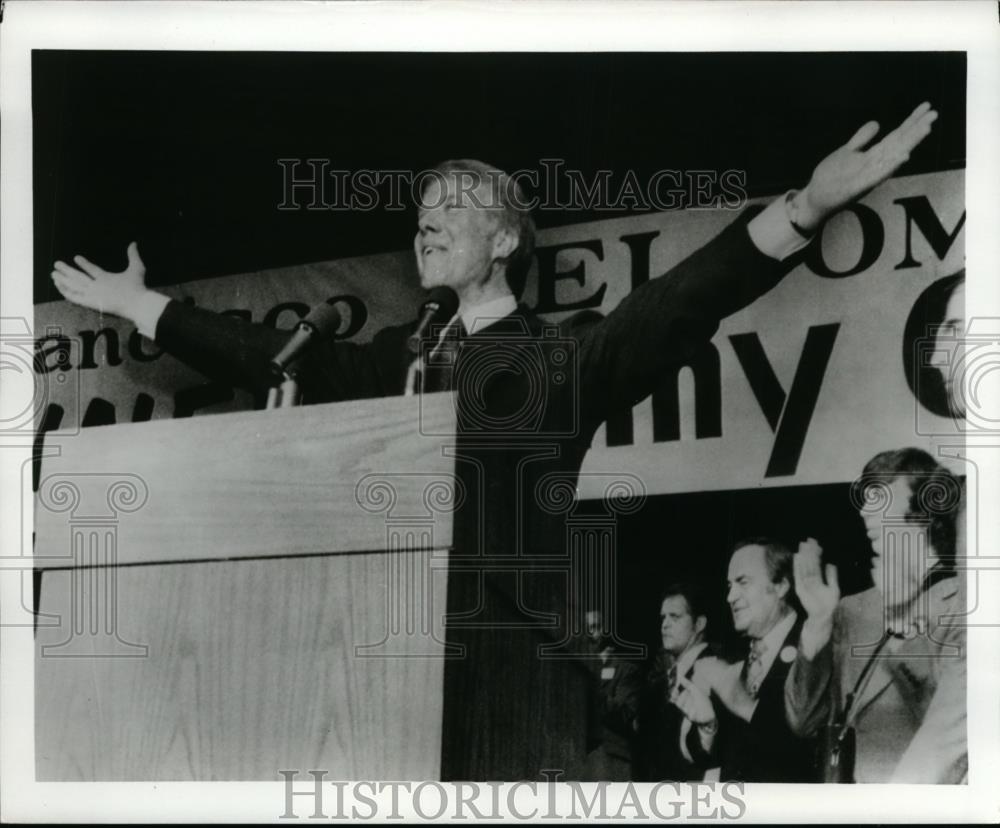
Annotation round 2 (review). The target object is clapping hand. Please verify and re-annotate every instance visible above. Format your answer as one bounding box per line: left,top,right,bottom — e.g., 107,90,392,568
671,675,716,726
52,241,148,318
794,102,938,230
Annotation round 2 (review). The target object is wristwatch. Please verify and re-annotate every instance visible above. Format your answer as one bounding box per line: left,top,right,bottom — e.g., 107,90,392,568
697,718,719,735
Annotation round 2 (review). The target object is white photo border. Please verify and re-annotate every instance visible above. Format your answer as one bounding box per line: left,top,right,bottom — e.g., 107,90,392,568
2,1,998,822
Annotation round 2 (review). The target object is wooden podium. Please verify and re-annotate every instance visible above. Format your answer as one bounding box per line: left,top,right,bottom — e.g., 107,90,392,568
33,393,459,781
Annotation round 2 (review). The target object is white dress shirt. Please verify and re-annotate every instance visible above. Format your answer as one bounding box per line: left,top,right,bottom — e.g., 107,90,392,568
674,640,709,687
752,609,798,686
461,294,518,334
674,640,710,765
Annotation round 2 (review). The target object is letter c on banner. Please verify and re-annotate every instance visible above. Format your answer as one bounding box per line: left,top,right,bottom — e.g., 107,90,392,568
902,272,964,417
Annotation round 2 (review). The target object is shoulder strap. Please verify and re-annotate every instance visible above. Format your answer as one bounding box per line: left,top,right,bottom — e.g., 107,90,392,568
837,631,891,729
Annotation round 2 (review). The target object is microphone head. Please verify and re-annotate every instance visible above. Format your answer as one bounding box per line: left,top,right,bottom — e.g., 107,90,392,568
270,301,342,383
301,301,343,340
423,286,459,318
408,287,460,354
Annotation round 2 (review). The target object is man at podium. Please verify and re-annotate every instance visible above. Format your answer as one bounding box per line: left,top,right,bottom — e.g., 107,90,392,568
50,104,938,780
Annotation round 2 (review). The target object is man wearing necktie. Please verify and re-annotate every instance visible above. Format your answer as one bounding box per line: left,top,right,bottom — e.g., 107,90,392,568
51,106,937,779
786,448,966,783
678,539,819,782
636,583,720,781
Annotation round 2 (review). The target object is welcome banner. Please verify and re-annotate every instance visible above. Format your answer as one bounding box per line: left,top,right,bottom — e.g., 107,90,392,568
33,170,965,495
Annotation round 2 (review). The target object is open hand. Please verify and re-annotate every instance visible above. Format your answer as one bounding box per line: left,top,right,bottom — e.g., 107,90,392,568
794,538,840,623
52,242,148,318
795,102,938,229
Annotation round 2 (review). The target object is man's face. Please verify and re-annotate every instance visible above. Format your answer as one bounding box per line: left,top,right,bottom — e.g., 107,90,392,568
727,545,787,639
659,595,702,656
932,281,966,416
415,174,505,295
860,477,936,607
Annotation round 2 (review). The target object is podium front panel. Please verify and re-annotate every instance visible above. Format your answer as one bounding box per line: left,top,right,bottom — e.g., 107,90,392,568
36,549,451,780
34,393,458,780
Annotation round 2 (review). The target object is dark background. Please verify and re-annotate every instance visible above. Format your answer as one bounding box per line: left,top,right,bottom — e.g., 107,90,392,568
33,50,965,303
32,49,966,653
588,482,874,659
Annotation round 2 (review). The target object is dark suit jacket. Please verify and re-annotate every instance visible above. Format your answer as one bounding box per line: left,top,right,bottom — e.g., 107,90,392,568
692,617,819,783
589,649,643,758
637,645,719,782
572,646,644,781
152,206,798,779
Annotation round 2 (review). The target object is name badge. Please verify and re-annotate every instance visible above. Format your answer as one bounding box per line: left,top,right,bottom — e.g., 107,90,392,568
601,666,616,680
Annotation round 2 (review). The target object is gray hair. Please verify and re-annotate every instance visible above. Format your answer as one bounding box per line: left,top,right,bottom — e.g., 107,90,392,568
423,159,536,299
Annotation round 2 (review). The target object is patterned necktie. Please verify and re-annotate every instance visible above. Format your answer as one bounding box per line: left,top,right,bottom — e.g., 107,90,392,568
422,317,465,393
665,661,679,699
744,638,767,698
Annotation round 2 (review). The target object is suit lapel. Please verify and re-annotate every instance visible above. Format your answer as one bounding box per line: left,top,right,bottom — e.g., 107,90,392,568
852,652,893,718
844,590,894,716
850,579,960,719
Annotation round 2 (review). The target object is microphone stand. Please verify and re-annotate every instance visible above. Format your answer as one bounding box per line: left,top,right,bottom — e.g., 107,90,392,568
404,357,423,397
404,315,460,397
266,372,301,409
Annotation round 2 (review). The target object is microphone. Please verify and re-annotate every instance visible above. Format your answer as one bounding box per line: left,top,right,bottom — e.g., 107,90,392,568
407,287,459,355
269,301,342,381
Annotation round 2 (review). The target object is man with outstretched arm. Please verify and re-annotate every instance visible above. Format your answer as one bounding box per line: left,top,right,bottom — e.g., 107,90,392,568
51,105,938,781
53,104,937,414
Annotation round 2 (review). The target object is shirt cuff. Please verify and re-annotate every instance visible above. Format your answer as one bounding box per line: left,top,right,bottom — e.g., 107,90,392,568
133,291,172,340
747,191,813,261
